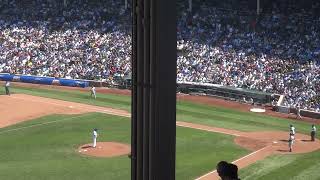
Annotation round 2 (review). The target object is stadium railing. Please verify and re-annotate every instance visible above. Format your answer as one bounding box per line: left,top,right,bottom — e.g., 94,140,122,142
176,81,273,105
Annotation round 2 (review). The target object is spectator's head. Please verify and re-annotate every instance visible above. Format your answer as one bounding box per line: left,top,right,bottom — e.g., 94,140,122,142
217,161,240,180
229,163,239,180
217,161,229,179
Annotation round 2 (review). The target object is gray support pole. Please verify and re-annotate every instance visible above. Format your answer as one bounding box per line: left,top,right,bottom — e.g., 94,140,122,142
64,0,67,7
125,0,128,10
188,0,192,12
131,0,177,179
257,0,260,15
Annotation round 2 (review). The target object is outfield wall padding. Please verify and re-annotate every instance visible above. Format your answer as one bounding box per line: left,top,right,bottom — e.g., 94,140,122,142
0,74,89,88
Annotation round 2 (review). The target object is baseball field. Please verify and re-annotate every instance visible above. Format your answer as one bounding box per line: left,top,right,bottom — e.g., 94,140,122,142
0,83,319,180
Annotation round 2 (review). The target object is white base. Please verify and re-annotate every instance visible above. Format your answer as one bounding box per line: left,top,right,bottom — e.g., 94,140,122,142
250,108,266,113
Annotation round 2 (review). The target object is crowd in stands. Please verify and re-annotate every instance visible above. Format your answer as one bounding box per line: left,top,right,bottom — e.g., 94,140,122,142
0,0,131,82
1,0,320,111
178,1,320,111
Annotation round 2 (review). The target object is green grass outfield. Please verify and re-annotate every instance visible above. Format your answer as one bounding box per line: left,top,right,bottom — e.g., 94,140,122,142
0,113,247,180
1,85,320,179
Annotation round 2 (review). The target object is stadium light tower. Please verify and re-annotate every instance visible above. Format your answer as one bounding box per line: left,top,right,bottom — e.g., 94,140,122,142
131,0,177,179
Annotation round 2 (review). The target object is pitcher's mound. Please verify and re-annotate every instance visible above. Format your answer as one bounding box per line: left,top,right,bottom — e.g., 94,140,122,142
78,142,130,157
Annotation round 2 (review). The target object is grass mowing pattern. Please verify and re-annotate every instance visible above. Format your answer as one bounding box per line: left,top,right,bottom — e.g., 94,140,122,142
0,113,248,180
177,101,319,137
240,151,320,180
0,113,130,180
176,127,248,179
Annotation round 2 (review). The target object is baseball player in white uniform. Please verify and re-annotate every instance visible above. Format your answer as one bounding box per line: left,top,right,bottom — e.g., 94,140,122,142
93,128,98,148
290,124,295,136
311,124,316,141
90,86,96,99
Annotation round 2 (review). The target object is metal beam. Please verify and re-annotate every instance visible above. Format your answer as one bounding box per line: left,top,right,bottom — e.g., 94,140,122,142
131,0,177,179
257,0,260,15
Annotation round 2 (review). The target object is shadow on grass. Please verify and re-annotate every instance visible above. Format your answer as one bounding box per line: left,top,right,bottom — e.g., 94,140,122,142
81,145,93,149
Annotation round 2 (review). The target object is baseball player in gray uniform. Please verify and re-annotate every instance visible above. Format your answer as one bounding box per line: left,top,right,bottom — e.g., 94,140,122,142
288,132,295,152
288,124,296,152
4,81,10,95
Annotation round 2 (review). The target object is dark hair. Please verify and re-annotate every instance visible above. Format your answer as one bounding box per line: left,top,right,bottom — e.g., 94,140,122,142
217,161,229,177
94,128,98,131
229,163,239,179
217,161,240,180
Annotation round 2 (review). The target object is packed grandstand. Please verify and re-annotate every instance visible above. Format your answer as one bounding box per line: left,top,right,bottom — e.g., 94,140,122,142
0,0,320,111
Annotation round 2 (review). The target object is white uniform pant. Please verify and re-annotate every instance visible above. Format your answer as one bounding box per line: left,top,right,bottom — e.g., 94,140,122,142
91,92,96,99
93,137,97,147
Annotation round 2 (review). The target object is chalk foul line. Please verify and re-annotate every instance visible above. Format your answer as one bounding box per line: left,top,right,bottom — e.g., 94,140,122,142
0,114,90,135
176,122,241,137
195,146,271,180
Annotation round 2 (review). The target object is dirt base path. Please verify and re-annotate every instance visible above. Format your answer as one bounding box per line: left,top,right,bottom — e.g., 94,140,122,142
1,93,319,180
0,94,89,128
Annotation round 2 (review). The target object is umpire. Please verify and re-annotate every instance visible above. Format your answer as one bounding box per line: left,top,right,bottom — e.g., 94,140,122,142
4,81,10,95
311,124,316,141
